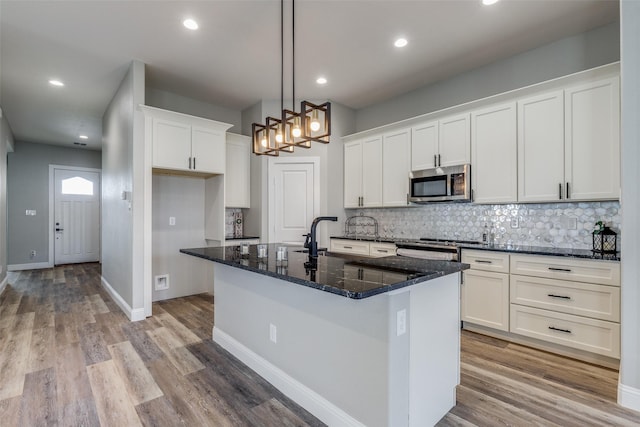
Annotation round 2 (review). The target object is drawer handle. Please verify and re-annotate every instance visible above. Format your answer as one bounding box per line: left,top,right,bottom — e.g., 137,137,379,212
547,294,572,300
344,246,353,249
376,249,388,253
548,267,572,272
475,260,493,264
548,326,572,334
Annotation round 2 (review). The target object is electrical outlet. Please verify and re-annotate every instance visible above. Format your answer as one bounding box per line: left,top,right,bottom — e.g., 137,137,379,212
269,323,277,343
29,250,36,258
25,210,36,216
154,274,169,291
396,309,407,336
169,217,176,226
511,217,519,228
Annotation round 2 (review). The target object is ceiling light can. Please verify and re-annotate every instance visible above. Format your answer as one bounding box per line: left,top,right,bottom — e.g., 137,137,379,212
49,79,64,87
183,19,198,30
394,38,408,48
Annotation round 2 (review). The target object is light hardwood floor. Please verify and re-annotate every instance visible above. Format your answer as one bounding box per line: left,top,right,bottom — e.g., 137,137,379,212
1,264,639,426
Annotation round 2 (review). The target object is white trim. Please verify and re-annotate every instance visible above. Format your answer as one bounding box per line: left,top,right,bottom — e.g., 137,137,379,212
213,326,365,427
0,275,8,295
8,262,52,271
619,384,640,412
101,275,145,321
267,156,321,244
49,165,102,267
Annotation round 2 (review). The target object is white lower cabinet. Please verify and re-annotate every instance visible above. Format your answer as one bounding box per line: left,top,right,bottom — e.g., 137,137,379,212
330,239,396,258
461,250,510,331
462,249,621,362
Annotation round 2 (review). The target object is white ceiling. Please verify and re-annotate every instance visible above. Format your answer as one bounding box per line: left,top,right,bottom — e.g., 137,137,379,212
0,0,619,151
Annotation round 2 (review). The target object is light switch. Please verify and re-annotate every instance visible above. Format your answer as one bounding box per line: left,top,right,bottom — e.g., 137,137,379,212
169,217,176,226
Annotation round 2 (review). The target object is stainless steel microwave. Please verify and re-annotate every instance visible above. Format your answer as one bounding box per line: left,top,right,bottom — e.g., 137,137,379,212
409,164,472,203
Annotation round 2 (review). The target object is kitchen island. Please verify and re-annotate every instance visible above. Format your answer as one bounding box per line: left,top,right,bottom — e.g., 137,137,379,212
181,244,469,427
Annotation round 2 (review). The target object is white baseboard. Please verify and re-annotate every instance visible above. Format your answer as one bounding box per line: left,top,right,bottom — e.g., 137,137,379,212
213,327,365,427
0,275,8,296
100,276,146,322
8,262,52,271
619,383,640,412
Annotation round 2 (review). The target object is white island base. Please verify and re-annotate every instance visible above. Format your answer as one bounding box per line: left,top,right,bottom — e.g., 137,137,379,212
212,263,461,427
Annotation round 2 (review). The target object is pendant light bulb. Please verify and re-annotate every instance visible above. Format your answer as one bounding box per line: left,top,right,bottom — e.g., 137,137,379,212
275,124,284,143
310,110,321,132
261,133,268,147
292,117,302,138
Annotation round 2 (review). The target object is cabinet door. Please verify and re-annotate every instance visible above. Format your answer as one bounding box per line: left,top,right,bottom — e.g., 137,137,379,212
361,135,383,207
344,141,363,208
565,77,620,201
411,120,438,171
461,269,509,331
225,134,251,208
517,91,565,202
382,129,410,207
192,126,225,174
438,113,470,167
471,102,517,204
153,118,191,170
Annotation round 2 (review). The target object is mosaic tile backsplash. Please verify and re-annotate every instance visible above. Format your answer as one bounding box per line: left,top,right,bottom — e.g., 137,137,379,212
348,201,620,250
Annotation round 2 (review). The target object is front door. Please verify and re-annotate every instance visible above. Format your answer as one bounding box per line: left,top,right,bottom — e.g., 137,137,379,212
54,168,101,265
269,158,319,245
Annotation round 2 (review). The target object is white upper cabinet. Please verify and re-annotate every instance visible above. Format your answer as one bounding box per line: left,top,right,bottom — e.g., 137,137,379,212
411,120,438,171
382,128,411,207
361,135,383,207
225,133,251,208
471,102,517,204
517,77,620,203
439,113,471,167
411,113,470,171
143,106,233,175
564,77,620,201
517,90,565,202
344,140,363,208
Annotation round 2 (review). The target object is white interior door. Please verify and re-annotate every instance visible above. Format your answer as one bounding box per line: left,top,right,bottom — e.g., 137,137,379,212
54,168,101,265
269,158,319,245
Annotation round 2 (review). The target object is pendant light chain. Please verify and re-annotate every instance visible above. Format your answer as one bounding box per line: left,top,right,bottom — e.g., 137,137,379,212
292,0,295,111
280,0,284,116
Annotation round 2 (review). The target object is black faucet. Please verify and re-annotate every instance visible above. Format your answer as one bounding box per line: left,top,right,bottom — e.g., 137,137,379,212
303,216,338,258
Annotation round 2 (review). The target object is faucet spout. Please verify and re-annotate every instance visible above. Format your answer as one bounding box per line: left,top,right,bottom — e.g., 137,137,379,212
308,216,338,258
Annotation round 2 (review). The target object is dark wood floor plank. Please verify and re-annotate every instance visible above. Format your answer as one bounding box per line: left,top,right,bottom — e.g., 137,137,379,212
136,395,189,427
77,322,112,366
251,398,311,427
18,367,57,426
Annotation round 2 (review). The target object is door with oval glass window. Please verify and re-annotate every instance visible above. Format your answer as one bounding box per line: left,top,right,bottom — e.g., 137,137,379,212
54,168,101,265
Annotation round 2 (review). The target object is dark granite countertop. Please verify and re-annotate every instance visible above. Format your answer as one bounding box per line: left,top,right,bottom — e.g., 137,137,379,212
224,236,261,241
457,243,620,261
180,244,469,299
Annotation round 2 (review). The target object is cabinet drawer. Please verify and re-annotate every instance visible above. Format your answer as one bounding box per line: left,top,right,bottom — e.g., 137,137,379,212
510,255,620,286
369,242,396,258
510,305,620,358
330,240,370,256
462,250,510,273
511,275,620,322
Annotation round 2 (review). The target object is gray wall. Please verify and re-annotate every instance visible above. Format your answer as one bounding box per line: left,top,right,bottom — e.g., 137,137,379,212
152,174,212,301
619,0,640,409
102,60,145,312
7,141,101,266
0,109,13,286
146,87,241,133
356,20,620,131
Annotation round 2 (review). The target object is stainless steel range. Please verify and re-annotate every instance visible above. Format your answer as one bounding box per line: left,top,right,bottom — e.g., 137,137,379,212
395,238,480,261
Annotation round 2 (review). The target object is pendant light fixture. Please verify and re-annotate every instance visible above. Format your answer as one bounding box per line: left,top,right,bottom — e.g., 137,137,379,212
252,0,331,156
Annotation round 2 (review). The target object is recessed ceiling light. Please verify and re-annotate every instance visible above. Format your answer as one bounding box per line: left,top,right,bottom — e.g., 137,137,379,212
316,77,327,85
79,135,88,140
482,0,500,5
183,18,198,30
394,38,408,48
49,79,64,87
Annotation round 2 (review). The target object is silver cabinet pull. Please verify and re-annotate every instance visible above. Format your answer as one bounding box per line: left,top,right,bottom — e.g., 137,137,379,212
376,249,388,253
547,294,572,300
344,246,353,249
434,154,437,167
475,260,492,264
548,267,572,272
189,157,192,169
548,326,572,334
